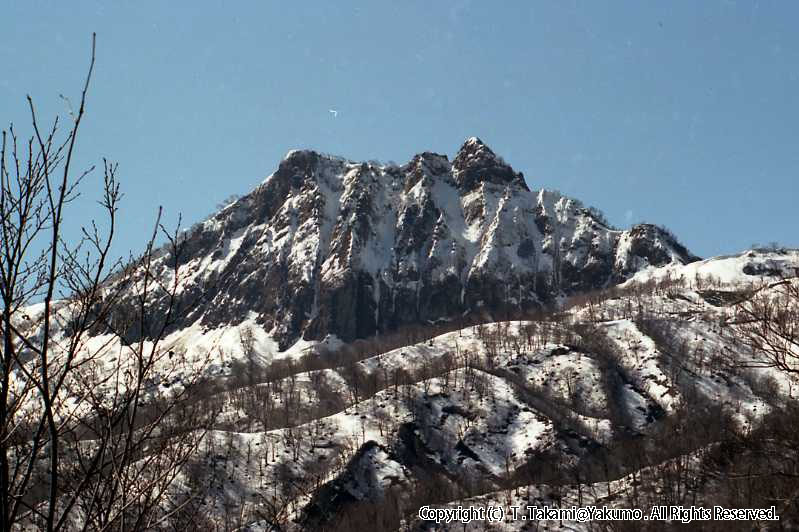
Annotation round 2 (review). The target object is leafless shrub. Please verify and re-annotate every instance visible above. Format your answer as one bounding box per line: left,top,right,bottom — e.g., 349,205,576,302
0,35,213,530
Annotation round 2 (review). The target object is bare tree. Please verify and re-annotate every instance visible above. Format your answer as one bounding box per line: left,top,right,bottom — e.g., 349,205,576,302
0,34,212,531
734,278,799,375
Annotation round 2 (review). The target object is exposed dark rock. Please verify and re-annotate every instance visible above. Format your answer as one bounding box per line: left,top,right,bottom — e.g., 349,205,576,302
452,137,527,193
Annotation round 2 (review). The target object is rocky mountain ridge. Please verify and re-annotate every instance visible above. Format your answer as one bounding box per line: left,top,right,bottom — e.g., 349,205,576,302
143,137,698,350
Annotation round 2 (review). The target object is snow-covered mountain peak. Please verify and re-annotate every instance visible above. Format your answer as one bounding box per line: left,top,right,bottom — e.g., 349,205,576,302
452,136,528,193
110,140,700,350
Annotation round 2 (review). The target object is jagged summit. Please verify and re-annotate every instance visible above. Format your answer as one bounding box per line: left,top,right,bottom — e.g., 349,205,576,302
453,136,527,192
273,137,527,194
119,140,699,349
453,136,492,161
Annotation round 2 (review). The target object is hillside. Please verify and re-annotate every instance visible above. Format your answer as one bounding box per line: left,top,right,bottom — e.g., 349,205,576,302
164,248,799,530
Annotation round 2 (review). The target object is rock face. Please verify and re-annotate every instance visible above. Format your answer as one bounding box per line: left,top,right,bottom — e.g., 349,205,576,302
136,138,699,349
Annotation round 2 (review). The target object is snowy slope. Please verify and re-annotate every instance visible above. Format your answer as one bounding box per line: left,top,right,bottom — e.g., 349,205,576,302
625,248,799,287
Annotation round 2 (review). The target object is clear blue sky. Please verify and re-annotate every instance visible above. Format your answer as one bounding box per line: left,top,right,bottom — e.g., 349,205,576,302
2,1,797,260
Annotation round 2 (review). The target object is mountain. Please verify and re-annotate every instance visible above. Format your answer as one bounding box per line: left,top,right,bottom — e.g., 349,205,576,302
130,137,697,350
17,138,799,530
